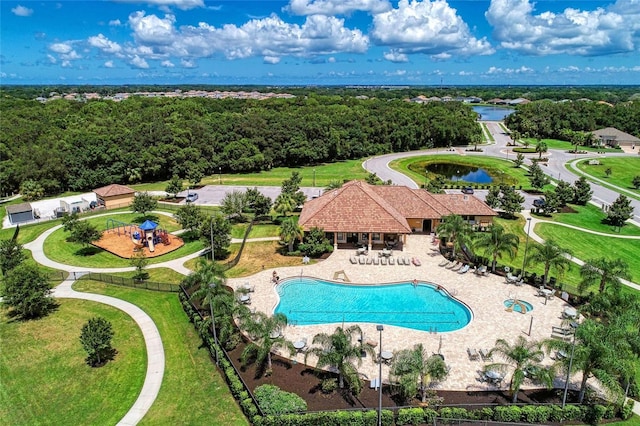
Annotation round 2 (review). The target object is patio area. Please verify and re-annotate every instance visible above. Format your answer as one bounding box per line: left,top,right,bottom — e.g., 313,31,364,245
227,234,576,392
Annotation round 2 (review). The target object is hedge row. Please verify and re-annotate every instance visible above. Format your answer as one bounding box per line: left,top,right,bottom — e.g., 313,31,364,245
179,290,634,426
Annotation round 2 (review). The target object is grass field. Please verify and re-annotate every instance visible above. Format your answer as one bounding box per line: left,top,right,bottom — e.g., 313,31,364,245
132,159,370,191
230,222,280,239
532,203,640,236
0,299,146,425
521,138,620,153
104,267,187,284
71,281,248,425
576,157,640,197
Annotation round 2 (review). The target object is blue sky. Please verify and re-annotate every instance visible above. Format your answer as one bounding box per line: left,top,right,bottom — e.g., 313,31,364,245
1,0,639,85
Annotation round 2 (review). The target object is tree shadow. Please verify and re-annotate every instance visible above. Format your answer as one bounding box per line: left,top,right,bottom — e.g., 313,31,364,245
134,214,159,224
74,246,103,256
87,348,118,368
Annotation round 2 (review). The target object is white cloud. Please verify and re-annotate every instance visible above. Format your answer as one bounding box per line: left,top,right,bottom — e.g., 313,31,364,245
486,65,533,74
11,5,33,17
327,56,336,63
116,0,204,11
383,69,407,76
47,54,57,64
126,12,368,61
180,58,196,67
161,60,175,67
104,60,115,68
485,0,640,56
370,0,494,57
130,55,149,68
285,0,391,16
48,41,82,64
88,34,122,54
49,42,74,54
383,49,409,62
109,19,122,26
263,56,281,64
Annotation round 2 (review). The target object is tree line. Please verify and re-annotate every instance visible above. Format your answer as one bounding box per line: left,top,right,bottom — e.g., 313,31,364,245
0,95,480,197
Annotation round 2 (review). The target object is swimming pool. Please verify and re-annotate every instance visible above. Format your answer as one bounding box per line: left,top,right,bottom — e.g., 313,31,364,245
503,299,534,313
274,278,472,332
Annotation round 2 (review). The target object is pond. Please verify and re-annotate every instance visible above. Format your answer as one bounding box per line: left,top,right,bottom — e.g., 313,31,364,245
472,106,515,121
425,163,494,184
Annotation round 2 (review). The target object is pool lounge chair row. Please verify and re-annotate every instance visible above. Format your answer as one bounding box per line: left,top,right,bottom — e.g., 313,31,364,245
349,256,414,266
468,348,493,361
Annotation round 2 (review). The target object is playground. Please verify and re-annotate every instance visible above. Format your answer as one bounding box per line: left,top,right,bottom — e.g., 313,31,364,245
92,218,185,259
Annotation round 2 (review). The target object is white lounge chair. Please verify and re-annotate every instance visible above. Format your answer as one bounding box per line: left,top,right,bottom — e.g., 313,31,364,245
389,257,395,265
458,264,470,274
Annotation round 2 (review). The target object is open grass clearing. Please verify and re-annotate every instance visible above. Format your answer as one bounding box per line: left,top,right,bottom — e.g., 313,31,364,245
532,203,640,236
104,267,186,285
521,138,620,153
231,222,280,239
535,223,640,284
575,157,640,197
133,159,369,191
70,281,248,425
0,299,146,426
390,155,554,191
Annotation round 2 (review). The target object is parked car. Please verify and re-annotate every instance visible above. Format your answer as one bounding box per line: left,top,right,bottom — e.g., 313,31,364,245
461,187,474,194
185,192,199,203
533,198,545,208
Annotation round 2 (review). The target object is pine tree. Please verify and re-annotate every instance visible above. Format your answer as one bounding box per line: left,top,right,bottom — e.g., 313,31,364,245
606,195,633,230
573,176,593,205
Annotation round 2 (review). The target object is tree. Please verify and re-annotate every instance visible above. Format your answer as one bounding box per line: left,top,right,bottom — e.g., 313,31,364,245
0,238,25,275
79,317,115,367
605,167,612,178
365,172,382,185
579,257,631,294
165,175,183,198
174,203,204,234
199,213,231,259
305,325,375,394
436,214,473,259
499,186,525,218
68,221,103,248
130,250,149,281
513,153,525,168
131,192,157,216
535,141,548,159
186,163,204,188
1,263,55,319
632,175,640,190
488,336,552,403
273,192,295,217
240,312,295,376
484,186,501,209
390,344,449,404
540,190,560,215
554,180,574,207
606,194,633,230
221,190,248,222
298,227,332,257
61,212,80,232
526,239,572,286
20,179,44,201
325,180,343,191
573,176,593,205
473,224,519,273
280,171,306,207
245,187,272,217
279,217,304,253
528,163,548,191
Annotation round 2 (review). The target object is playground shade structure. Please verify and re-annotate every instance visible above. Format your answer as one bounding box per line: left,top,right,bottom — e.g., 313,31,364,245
92,218,185,259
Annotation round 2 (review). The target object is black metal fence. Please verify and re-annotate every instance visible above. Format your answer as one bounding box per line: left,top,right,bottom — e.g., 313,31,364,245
78,272,180,292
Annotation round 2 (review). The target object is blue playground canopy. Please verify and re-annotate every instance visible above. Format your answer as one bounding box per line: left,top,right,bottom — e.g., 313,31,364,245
139,220,158,231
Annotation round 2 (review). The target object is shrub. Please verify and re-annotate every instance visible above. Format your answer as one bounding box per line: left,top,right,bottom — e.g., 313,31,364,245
494,406,522,422
621,399,635,420
254,384,307,416
563,404,583,421
397,407,425,425
423,408,438,423
477,407,494,420
321,377,338,394
584,404,607,425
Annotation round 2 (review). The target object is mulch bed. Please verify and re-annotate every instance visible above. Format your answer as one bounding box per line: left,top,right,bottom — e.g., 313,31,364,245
225,342,577,413
92,231,184,259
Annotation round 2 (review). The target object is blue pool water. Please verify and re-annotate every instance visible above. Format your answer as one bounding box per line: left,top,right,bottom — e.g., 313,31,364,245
503,299,534,313
274,278,472,332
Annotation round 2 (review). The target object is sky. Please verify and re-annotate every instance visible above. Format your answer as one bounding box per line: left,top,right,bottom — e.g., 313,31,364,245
1,0,639,86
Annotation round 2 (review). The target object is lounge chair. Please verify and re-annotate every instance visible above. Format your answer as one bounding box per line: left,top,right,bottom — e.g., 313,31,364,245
412,257,421,266
445,261,459,270
373,257,380,265
506,273,519,283
381,257,387,266
480,349,493,361
438,259,450,267
404,257,411,266
350,256,358,264
452,262,464,271
458,264,470,274
389,257,395,265
474,265,487,276
396,257,404,265
467,348,479,360
366,256,373,265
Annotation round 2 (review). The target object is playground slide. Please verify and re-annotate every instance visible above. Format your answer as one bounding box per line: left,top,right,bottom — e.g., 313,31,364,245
131,231,144,249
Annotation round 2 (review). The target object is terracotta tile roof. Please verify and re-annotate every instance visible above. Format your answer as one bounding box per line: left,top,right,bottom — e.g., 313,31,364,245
298,181,412,233
371,186,446,219
431,193,498,216
93,184,135,197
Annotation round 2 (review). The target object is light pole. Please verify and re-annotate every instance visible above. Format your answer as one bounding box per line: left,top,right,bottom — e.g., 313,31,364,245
209,282,219,366
562,323,578,408
376,324,384,426
218,167,221,185
210,218,215,261
521,217,532,278
313,169,316,187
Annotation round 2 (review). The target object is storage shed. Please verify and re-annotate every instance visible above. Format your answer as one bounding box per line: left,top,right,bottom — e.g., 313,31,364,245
6,202,34,225
93,184,135,209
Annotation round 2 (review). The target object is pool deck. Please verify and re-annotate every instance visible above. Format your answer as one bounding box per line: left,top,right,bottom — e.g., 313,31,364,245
228,234,580,392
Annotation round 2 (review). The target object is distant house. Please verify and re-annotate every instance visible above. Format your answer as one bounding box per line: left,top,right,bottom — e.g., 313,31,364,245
591,127,640,148
93,184,135,209
6,202,34,225
298,181,497,250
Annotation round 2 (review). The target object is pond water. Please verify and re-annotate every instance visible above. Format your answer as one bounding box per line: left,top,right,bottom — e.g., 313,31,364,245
472,106,515,121
425,163,493,184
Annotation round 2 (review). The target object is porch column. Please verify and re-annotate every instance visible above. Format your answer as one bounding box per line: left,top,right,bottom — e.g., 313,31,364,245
333,232,338,250
368,233,372,252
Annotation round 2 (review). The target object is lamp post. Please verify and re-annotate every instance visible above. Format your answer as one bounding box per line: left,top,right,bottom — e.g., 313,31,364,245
209,282,219,366
210,218,215,261
313,169,316,187
521,217,532,278
218,167,221,185
376,324,384,426
562,323,578,408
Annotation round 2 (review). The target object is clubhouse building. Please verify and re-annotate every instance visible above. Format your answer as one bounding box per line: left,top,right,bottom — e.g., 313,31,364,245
298,181,497,251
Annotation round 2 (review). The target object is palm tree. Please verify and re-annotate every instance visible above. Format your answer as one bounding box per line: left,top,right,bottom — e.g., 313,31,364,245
279,217,304,253
488,336,552,403
239,312,295,376
526,239,572,286
473,224,519,273
389,344,449,403
579,257,631,294
535,141,548,159
436,214,473,259
273,193,295,217
305,325,375,394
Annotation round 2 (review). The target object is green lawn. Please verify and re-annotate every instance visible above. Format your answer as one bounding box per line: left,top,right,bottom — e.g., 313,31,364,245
535,222,640,284
576,157,640,196
132,159,370,191
71,281,248,425
532,203,640,236
231,223,280,239
105,267,187,284
0,299,146,425
391,155,553,191
521,137,620,153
